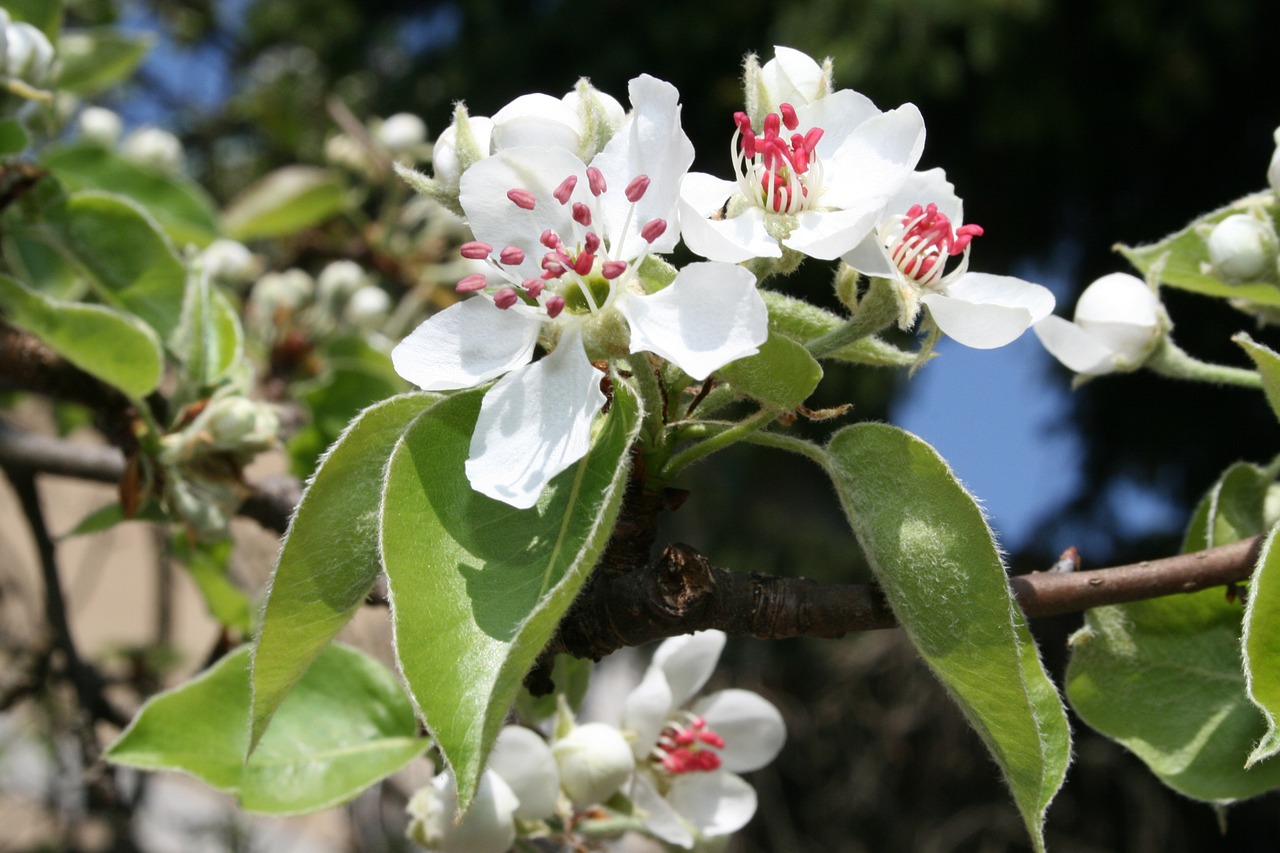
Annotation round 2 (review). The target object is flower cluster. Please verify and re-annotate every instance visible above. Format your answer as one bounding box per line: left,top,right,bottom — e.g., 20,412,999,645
405,630,785,852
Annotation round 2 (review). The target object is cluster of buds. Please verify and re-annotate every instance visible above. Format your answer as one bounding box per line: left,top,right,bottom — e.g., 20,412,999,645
246,262,392,349
325,112,430,179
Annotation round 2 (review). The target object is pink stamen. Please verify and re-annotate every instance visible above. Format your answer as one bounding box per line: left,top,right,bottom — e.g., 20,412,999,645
493,287,519,309
640,218,667,243
780,103,799,131
573,251,594,276
460,241,492,260
763,112,780,138
741,129,757,158
573,202,592,227
545,295,565,318
524,280,545,298
499,246,525,265
455,274,487,293
803,127,824,151
542,259,565,277
602,260,627,279
584,232,601,253
625,175,651,203
540,230,561,250
553,175,577,205
586,166,607,196
733,111,752,134
507,189,536,210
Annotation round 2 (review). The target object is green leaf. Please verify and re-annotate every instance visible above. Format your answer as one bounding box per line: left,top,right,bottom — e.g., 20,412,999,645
107,644,425,814
4,0,61,38
0,119,29,156
1244,524,1280,766
251,393,440,750
1067,587,1280,802
173,260,243,400
1234,333,1280,425
715,330,822,410
60,500,167,538
56,29,153,96
171,535,253,635
47,191,186,340
761,290,915,366
3,230,85,299
825,423,1070,852
1181,462,1272,553
221,166,347,240
380,384,641,809
0,272,163,399
44,144,220,246
1118,193,1280,308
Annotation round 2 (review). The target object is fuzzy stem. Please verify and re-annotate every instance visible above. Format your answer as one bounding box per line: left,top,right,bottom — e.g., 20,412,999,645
1146,338,1263,388
807,276,900,358
658,406,779,478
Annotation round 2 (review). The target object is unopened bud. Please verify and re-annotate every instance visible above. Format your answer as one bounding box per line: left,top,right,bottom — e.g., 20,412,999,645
5,21,54,87
121,127,185,175
551,722,635,807
343,285,391,330
405,770,517,853
78,107,123,147
1205,214,1277,284
376,113,426,154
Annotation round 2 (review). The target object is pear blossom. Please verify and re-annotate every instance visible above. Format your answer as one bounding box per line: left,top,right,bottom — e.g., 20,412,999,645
842,168,1054,348
680,47,925,264
1202,213,1277,284
393,75,768,508
621,630,786,848
1034,272,1166,376
552,721,636,806
749,45,833,114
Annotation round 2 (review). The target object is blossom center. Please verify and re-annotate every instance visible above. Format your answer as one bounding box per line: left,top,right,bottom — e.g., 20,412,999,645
880,203,983,288
731,103,825,215
652,715,726,774
455,166,666,321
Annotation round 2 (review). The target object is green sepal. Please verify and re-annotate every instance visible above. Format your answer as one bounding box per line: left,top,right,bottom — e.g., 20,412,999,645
380,383,640,810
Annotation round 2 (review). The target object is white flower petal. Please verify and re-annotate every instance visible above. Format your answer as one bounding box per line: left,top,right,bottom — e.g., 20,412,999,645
667,772,758,838
619,262,767,380
1034,315,1121,375
841,230,898,277
631,773,695,848
784,204,886,261
923,273,1055,349
392,298,540,390
794,88,880,162
465,330,606,509
679,177,780,263
691,689,786,774
623,664,676,759
591,74,695,258
408,770,517,853
884,167,963,224
821,103,925,211
1074,272,1160,327
652,630,727,707
491,93,583,152
759,46,827,107
488,726,559,820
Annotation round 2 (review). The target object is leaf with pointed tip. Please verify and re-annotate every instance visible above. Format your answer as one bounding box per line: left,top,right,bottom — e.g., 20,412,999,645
0,272,162,399
825,423,1070,852
380,383,640,809
1244,524,1280,766
1181,461,1272,553
250,393,439,750
1234,333,1280,426
222,166,347,240
107,644,425,814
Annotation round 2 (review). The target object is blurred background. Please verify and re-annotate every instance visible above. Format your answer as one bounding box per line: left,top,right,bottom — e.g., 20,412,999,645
4,0,1280,850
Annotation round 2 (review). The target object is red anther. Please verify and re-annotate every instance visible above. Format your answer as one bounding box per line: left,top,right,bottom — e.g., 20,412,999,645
584,232,601,253
763,112,781,138
553,175,577,204
780,102,799,131
542,260,565,277
791,145,809,174
733,111,752,133
549,251,573,267
601,260,627,279
697,751,722,771
625,175,651,202
586,166,607,196
540,229,561,249
741,129,757,159
573,202,592,227
499,246,525,265
459,241,492,260
674,730,696,746
640,218,667,243
455,273,488,293
545,295,565,318
803,126,824,151
493,287,519,309
952,223,984,253
698,731,726,749
507,189,536,210
524,280,545,298
574,251,594,276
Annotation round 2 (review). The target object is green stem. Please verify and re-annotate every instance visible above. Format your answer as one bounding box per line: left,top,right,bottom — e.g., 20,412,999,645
806,276,899,358
659,406,779,478
626,353,667,446
1146,338,1262,389
743,427,830,467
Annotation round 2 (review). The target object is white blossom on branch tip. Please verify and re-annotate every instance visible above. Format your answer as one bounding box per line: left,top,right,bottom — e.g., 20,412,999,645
1034,272,1166,376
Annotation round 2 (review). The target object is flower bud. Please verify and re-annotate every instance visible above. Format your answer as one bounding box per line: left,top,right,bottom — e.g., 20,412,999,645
1205,214,1277,284
432,109,495,190
200,239,259,285
247,268,314,334
5,21,54,87
201,397,279,451
121,127,185,175
487,725,560,820
551,722,635,807
317,260,367,309
343,285,391,330
78,106,123,147
376,112,427,154
406,770,517,853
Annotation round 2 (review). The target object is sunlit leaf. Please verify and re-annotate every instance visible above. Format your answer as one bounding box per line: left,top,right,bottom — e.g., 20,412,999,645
221,166,347,240
1243,524,1280,766
56,29,153,97
716,330,822,410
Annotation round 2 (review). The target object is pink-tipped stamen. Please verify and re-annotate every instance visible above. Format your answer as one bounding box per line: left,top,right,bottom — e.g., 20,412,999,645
553,175,577,204
780,102,799,131
573,251,594,276
507,189,536,210
640,218,667,243
573,202,592,227
493,287,519,309
601,260,627,279
625,175,651,203
455,274,488,293
586,166,607,196
584,232,601,253
460,241,492,260
545,295,565,318
540,230,561,250
499,246,525,265
524,279,545,298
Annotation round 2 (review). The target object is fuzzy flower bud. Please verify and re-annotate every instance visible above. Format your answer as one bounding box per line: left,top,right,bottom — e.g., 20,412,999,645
551,722,635,807
316,259,368,309
1204,213,1277,284
78,107,123,147
405,770,517,853
376,112,427,155
121,127,185,175
4,19,55,88
343,285,392,330
200,239,258,285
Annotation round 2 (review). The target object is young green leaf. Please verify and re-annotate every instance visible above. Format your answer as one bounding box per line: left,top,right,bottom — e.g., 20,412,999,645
251,393,439,750
107,644,425,814
221,166,347,240
56,29,154,97
1181,461,1272,553
1117,193,1280,308
47,191,187,340
1234,333,1280,425
0,119,29,156
715,331,822,410
171,535,253,635
1243,524,1280,766
1067,588,1280,801
172,259,243,403
44,144,220,246
825,423,1070,852
380,383,640,810
0,272,163,399
3,230,85,299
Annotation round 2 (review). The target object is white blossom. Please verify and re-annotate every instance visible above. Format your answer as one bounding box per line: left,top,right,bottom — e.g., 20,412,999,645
1034,272,1166,376
121,127,185,175
78,106,123,147
1203,213,1277,284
